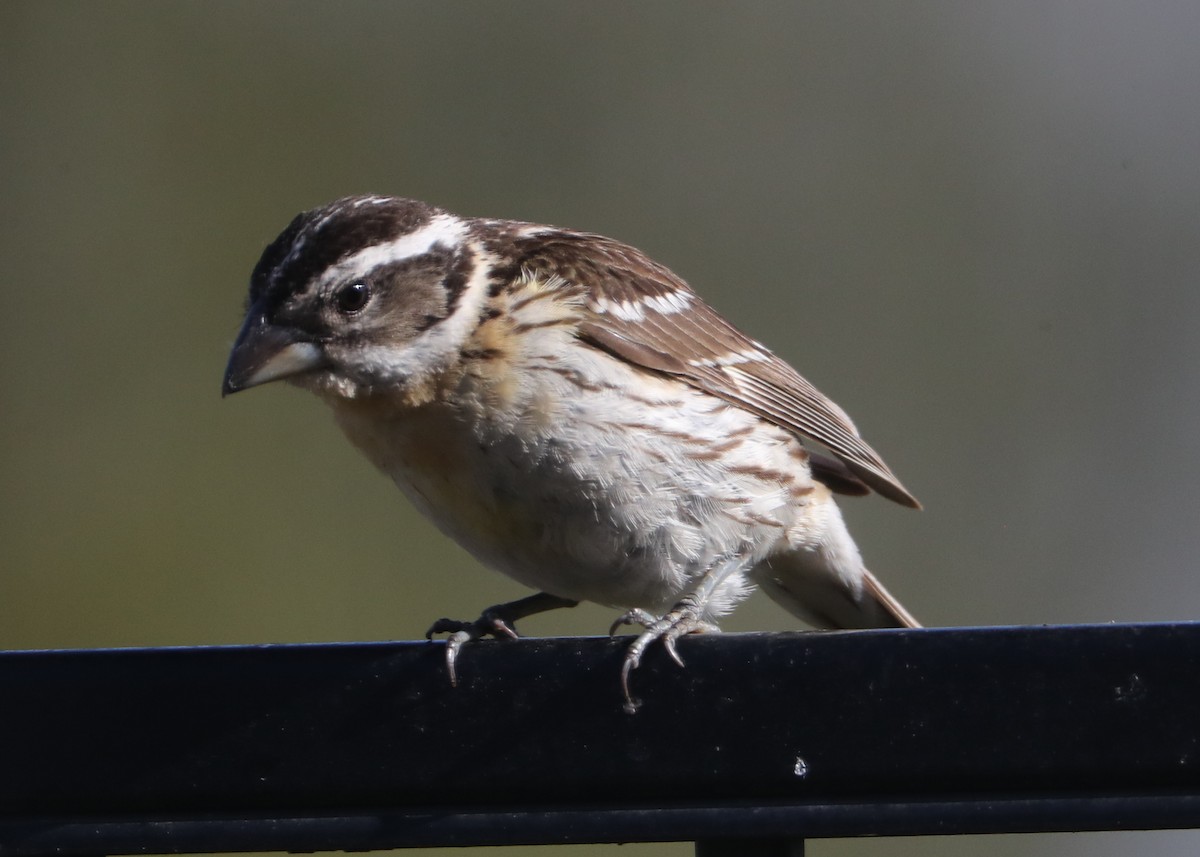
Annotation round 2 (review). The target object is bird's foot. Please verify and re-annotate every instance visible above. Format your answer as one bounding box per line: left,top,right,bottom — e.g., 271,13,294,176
608,608,660,637
425,592,578,686
610,601,719,714
426,610,520,687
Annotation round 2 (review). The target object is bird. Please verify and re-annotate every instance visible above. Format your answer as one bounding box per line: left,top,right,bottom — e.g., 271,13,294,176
222,195,921,712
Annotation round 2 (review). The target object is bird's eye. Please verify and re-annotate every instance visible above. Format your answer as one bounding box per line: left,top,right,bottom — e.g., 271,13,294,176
334,281,371,314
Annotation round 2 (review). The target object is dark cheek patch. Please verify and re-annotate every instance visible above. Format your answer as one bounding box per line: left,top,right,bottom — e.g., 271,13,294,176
413,250,475,332
369,248,459,335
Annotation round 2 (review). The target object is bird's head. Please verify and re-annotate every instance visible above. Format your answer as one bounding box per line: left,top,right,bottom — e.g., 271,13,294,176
222,195,484,402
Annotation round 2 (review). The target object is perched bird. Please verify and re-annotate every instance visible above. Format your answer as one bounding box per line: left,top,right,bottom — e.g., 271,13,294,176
223,195,921,711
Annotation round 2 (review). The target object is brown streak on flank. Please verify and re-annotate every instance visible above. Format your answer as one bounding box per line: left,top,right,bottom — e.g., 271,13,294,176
532,364,609,394
462,347,504,361
513,317,579,334
466,308,515,357
684,435,749,460
720,508,787,529
636,445,673,466
719,493,752,505
727,463,796,485
787,444,811,463
616,388,686,409
723,422,757,439
619,422,701,443
509,284,570,312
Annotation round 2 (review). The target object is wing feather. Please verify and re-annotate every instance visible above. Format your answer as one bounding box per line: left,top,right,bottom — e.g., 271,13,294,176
499,227,921,509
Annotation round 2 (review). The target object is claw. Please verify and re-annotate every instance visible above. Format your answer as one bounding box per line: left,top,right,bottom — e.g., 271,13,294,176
425,592,579,687
427,612,518,687
444,630,468,687
615,602,720,713
662,634,685,669
620,653,642,714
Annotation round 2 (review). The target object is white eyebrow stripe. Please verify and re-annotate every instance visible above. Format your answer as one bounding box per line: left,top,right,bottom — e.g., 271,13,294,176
318,214,468,286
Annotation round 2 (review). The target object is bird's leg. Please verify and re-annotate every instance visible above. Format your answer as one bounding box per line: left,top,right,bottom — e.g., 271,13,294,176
613,558,741,713
426,591,579,686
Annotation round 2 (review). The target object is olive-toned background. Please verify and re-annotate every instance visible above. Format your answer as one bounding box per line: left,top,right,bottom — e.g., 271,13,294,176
4,3,1199,856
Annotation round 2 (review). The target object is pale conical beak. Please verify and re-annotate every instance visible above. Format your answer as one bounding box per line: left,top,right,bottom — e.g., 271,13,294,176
222,309,326,396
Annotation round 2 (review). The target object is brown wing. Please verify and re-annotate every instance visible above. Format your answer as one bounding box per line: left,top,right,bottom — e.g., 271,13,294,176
507,228,921,509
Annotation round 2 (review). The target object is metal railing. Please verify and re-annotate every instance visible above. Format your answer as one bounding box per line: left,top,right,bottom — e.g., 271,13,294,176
1,623,1198,855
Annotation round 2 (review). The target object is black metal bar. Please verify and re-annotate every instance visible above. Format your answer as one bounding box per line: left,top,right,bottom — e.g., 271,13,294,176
0,624,1198,855
2,794,1199,855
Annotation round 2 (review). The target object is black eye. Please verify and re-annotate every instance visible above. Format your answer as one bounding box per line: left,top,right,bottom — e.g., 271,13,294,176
334,281,371,314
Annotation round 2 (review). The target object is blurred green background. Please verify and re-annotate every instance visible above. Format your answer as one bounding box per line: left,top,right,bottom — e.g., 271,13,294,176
4,2,1200,856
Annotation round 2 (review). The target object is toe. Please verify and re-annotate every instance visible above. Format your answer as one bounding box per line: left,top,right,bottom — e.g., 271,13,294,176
609,608,659,636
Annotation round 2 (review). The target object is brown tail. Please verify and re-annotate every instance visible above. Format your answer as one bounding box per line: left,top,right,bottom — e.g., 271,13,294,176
753,559,921,630
861,567,921,628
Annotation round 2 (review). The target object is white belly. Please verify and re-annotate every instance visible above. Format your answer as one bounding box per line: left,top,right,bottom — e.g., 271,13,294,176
329,345,816,618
